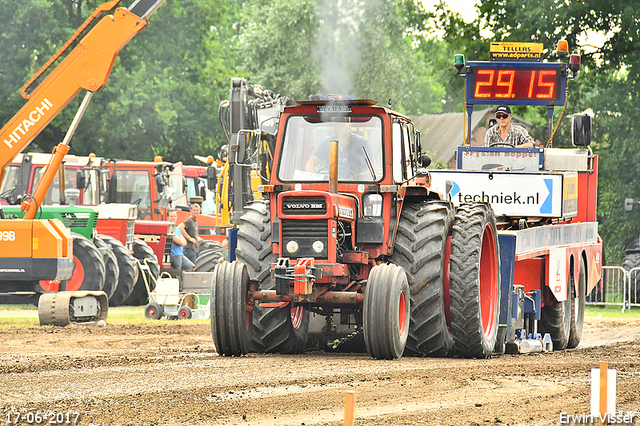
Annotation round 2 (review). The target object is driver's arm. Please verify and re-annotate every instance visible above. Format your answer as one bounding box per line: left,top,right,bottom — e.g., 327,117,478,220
517,128,535,148
305,155,320,173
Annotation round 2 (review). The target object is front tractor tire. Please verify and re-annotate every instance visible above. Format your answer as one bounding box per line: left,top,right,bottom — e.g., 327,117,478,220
236,201,309,354
449,203,501,359
390,201,455,357
210,261,251,356
363,263,410,359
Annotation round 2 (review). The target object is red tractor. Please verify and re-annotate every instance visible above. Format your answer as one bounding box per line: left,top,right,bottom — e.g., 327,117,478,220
210,63,599,359
209,98,480,359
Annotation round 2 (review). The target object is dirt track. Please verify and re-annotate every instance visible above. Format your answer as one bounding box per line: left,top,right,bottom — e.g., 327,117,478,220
1,316,639,426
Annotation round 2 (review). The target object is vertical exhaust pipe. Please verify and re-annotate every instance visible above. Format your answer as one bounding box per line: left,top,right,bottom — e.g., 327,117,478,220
329,139,338,194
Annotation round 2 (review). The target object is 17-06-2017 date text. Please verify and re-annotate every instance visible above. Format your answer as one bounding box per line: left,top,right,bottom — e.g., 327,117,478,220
5,411,80,425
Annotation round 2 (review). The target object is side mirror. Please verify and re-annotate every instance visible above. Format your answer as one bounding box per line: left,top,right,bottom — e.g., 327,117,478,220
572,114,591,147
420,153,432,168
155,174,166,193
206,166,217,190
76,170,86,190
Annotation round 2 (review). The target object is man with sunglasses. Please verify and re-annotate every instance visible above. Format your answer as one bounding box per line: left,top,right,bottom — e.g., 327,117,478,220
484,105,535,148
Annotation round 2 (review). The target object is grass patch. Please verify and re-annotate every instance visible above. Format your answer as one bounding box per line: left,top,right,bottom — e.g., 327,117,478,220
586,305,640,319
1,304,637,329
0,304,208,328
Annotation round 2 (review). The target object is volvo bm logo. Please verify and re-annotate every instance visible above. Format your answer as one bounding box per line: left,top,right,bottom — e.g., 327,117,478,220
285,203,323,209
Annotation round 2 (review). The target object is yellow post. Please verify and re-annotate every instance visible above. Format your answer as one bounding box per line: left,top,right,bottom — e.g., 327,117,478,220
599,361,607,426
344,390,355,426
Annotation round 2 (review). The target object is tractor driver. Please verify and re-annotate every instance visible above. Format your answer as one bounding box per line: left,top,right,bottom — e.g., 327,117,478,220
484,105,535,148
304,121,378,178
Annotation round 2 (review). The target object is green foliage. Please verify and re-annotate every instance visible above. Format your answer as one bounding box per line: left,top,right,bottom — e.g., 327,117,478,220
238,0,446,114
0,0,241,163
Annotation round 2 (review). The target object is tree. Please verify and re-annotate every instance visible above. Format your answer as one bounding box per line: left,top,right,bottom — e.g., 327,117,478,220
238,0,446,115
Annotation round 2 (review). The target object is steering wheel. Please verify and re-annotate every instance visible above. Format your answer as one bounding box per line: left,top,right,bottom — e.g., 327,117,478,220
0,187,15,201
489,142,515,148
316,165,356,179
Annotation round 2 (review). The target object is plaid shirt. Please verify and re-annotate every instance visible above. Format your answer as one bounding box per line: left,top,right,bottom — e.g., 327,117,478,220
484,124,534,147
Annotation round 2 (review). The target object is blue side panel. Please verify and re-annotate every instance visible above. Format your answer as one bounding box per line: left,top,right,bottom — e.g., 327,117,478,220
498,234,516,330
228,227,238,262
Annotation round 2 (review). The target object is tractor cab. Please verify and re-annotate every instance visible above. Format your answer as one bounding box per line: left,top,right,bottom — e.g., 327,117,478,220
264,99,436,264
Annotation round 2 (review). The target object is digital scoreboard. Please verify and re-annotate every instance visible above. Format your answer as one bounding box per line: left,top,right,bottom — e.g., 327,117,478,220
465,61,567,106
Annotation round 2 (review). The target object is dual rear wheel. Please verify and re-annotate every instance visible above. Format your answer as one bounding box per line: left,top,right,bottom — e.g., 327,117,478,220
391,201,500,359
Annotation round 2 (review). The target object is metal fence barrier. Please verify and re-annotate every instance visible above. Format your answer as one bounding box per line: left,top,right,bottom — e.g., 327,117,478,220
627,267,640,309
585,265,639,311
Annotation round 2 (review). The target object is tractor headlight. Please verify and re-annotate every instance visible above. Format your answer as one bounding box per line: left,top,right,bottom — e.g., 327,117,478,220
362,193,383,217
312,240,324,253
286,240,299,254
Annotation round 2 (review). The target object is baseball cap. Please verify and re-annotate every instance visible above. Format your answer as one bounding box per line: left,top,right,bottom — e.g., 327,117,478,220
496,105,511,115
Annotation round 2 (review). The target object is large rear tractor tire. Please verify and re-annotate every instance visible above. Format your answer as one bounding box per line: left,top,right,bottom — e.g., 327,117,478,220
99,235,138,307
210,261,251,356
390,201,455,357
123,238,160,306
449,203,501,359
194,242,227,271
67,233,105,292
236,201,309,353
93,236,119,299
568,258,587,348
363,263,410,360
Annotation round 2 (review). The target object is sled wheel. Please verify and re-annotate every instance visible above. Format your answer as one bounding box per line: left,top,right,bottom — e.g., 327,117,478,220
568,257,586,348
363,263,410,360
539,274,572,350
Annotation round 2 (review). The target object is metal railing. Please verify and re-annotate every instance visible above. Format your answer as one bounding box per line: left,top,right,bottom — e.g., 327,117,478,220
585,265,640,311
627,267,640,308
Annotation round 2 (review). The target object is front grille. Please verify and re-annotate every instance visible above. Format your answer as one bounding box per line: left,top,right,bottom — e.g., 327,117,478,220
63,218,90,229
126,219,135,251
282,197,326,215
61,212,92,231
282,219,328,238
163,237,172,264
282,219,328,259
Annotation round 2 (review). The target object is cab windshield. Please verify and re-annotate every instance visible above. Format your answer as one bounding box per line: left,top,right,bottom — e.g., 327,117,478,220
277,115,383,182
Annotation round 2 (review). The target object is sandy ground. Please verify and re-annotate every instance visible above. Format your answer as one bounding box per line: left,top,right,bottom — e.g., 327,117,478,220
0,315,639,426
